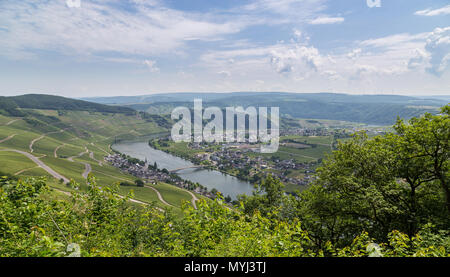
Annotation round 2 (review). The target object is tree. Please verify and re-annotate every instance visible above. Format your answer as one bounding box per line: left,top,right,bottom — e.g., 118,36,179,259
238,174,293,219
135,179,145,187
0,176,448,257
296,105,450,247
392,105,449,214
225,195,232,203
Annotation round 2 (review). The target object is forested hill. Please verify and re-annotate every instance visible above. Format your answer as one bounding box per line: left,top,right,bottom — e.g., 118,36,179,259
83,92,448,125
0,94,136,116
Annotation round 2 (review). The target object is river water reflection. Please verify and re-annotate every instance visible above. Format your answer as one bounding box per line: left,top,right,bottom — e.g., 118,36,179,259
112,140,255,199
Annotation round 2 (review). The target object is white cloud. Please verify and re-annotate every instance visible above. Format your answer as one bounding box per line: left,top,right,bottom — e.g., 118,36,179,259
270,44,321,74
217,70,231,77
415,5,450,16
143,60,160,72
407,49,428,70
66,0,81,8
0,0,244,59
347,48,362,60
239,0,329,25
358,27,450,77
309,16,344,25
424,27,450,76
360,33,428,50
1,0,448,96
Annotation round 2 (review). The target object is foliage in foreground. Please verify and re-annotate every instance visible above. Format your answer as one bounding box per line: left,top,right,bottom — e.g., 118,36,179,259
0,105,448,257
0,175,448,257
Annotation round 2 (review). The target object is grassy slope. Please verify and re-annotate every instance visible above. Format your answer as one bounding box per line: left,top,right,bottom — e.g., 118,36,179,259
0,109,193,212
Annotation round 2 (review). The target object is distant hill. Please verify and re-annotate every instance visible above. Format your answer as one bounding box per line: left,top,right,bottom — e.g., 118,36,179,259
422,95,450,102
82,92,448,105
1,94,136,116
82,92,448,125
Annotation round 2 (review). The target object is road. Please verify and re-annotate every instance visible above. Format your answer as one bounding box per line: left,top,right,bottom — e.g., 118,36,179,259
82,163,92,179
0,149,70,183
0,148,159,210
67,148,92,179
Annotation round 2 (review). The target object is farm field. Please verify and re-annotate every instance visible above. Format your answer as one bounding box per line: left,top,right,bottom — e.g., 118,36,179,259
0,108,195,214
149,182,193,208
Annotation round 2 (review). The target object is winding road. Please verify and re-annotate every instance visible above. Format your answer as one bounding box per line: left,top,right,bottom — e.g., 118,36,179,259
2,130,197,210
0,148,160,211
67,148,92,179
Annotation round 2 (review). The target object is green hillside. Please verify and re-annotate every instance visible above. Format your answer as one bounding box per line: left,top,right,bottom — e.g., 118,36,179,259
84,92,447,125
9,94,136,115
0,95,194,214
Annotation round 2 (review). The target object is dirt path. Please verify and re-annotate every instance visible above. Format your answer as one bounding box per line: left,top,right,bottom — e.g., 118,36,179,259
89,142,110,155
0,148,160,210
0,134,16,144
29,135,45,152
145,185,175,208
0,149,70,183
29,129,66,153
67,148,88,162
146,184,199,209
185,190,199,209
14,166,39,176
89,151,103,166
49,183,163,212
5,119,20,126
54,143,66,158
91,171,185,209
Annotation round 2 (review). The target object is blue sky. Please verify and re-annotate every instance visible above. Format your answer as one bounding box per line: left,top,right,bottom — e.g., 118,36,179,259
0,0,449,97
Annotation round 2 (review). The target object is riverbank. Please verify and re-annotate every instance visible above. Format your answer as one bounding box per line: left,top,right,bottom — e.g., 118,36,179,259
112,141,255,200
148,139,254,182
105,152,217,200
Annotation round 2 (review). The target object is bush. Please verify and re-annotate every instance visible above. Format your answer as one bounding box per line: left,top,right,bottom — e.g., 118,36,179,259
135,179,145,187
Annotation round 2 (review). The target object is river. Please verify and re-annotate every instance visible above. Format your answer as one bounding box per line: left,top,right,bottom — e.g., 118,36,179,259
111,140,255,199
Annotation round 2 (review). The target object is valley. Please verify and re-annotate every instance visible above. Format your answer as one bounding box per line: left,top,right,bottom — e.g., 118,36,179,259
0,96,200,215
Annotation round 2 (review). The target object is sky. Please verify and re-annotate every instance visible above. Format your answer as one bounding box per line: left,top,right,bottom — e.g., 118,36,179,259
0,0,449,97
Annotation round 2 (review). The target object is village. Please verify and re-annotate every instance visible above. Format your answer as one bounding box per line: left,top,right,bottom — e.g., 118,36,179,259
104,153,216,199
190,143,317,187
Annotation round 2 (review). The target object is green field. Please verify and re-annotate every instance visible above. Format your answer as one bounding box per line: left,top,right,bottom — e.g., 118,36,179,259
0,109,194,213
149,182,193,208
0,151,38,174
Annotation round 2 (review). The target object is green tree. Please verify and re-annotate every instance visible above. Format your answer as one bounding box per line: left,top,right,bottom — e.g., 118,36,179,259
135,179,145,187
296,105,450,247
238,174,294,219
